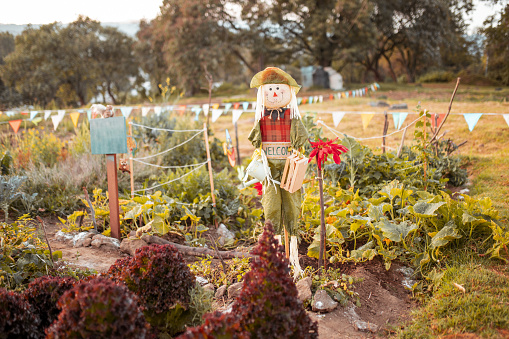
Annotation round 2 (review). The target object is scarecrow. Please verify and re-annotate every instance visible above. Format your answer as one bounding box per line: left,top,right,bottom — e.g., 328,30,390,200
248,67,308,277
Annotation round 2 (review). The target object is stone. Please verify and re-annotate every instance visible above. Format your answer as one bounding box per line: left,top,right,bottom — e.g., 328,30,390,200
312,289,338,313
91,234,120,250
203,283,215,293
128,230,137,238
354,320,378,332
196,276,209,286
217,224,235,246
215,285,227,299
83,238,92,247
390,103,408,110
376,101,390,107
73,232,94,247
55,230,77,244
227,282,243,299
120,238,148,256
296,277,313,302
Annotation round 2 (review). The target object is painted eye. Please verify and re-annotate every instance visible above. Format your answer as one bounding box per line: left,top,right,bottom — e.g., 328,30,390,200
276,87,279,90
269,87,272,91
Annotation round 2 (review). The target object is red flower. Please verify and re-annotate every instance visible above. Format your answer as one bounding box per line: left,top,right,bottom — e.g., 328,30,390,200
254,182,263,196
308,137,348,171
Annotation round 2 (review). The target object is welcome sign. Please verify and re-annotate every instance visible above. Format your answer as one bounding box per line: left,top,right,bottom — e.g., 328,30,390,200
262,142,291,159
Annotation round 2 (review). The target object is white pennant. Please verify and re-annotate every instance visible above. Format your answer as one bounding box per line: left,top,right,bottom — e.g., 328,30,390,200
332,112,345,127
232,109,243,124
224,103,232,113
211,109,223,123
141,107,150,117
29,110,39,121
318,95,323,103
503,114,509,127
120,106,133,118
251,102,256,110
202,104,210,116
397,113,408,129
51,110,66,131
153,106,162,116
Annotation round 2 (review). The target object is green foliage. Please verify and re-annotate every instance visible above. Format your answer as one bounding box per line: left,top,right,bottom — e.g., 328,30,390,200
108,244,203,337
482,5,509,86
417,70,455,83
0,151,12,175
14,128,67,169
0,287,40,338
23,276,76,334
188,256,252,287
46,277,148,338
301,180,508,273
397,264,509,338
0,175,26,221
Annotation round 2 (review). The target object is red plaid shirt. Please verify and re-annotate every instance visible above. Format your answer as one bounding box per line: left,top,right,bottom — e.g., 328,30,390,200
260,109,291,142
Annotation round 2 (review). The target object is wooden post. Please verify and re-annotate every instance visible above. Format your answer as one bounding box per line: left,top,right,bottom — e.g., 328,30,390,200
128,121,135,199
382,111,389,153
106,154,121,240
234,121,241,166
284,227,290,259
317,165,326,272
203,123,216,207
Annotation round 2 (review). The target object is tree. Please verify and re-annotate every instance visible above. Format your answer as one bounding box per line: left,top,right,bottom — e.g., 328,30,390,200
482,4,509,85
0,32,19,109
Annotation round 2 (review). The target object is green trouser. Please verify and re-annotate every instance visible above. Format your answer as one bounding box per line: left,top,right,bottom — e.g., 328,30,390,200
261,159,301,236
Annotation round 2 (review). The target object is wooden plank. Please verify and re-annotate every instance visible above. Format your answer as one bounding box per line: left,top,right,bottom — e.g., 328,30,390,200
106,154,121,240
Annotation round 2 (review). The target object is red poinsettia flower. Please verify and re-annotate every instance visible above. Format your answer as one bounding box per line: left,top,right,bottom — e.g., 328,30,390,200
254,182,263,196
308,137,349,171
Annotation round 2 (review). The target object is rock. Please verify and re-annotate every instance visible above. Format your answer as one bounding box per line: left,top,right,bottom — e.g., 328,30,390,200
55,230,77,244
88,229,99,235
354,320,378,332
459,188,470,194
83,238,92,247
296,277,313,302
128,230,137,238
390,103,408,110
91,234,120,250
312,289,338,313
215,285,227,299
227,282,243,299
196,276,209,286
73,232,94,247
203,283,215,293
120,238,148,256
217,223,235,246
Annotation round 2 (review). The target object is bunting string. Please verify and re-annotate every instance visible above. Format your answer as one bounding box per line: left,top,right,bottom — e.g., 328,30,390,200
129,121,204,132
131,158,209,169
131,163,207,193
132,129,204,161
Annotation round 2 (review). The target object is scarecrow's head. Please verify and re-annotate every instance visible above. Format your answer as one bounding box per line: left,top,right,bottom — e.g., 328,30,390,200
250,67,301,121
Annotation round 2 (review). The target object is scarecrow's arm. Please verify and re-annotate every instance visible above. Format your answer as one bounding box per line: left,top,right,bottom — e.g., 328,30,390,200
291,118,308,150
248,123,262,148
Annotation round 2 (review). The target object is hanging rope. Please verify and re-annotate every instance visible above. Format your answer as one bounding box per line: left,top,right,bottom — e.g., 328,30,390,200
129,121,204,132
131,159,209,169
132,129,204,160
131,163,207,193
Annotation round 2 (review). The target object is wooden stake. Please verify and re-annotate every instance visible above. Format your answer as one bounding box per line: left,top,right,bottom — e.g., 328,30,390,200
106,154,121,240
382,111,389,153
128,121,135,199
397,125,408,158
203,123,217,208
36,216,53,264
284,227,290,259
234,121,241,166
428,77,461,145
317,165,326,272
83,187,97,231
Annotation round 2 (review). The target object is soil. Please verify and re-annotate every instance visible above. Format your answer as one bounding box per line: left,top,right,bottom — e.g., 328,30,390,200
45,216,415,338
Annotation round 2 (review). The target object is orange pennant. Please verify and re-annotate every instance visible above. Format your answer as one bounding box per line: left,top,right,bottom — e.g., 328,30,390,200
212,103,220,109
233,102,240,109
9,119,22,134
302,98,308,105
329,94,334,100
70,112,80,128
431,113,446,129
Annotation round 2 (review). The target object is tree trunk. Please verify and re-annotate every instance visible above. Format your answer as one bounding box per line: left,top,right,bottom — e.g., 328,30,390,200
107,83,118,105
383,53,398,82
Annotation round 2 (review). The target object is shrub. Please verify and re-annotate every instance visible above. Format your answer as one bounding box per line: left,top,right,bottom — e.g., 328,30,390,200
0,287,40,338
232,221,318,338
46,277,148,339
23,276,76,333
108,244,200,336
418,70,455,83
177,311,249,339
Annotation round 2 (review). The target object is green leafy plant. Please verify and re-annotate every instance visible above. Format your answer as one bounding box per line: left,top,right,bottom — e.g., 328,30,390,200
46,277,148,338
188,255,252,287
0,175,26,221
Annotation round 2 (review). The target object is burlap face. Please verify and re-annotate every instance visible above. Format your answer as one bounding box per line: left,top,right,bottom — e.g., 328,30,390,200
261,84,292,109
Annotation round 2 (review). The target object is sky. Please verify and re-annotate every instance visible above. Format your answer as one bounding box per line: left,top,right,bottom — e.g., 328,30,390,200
0,0,504,33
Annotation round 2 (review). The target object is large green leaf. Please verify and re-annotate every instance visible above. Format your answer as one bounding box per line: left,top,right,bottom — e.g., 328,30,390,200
411,201,446,218
430,223,462,249
377,219,419,242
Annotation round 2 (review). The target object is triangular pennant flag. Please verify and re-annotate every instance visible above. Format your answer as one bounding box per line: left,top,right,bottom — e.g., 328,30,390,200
192,107,202,121
242,102,249,111
361,113,374,130
86,109,92,121
503,114,509,127
332,112,345,127
397,113,408,129
329,94,334,100
308,96,313,104
44,110,52,120
463,113,483,132
6,111,15,117
29,110,39,121
31,117,43,126
212,103,220,110
9,119,22,134
154,106,162,116
392,113,400,129
315,96,320,103
211,109,223,123
142,107,150,117
232,109,243,124
202,104,209,116
431,113,446,129
251,102,256,110
297,97,302,105
233,102,240,110
302,98,307,105
70,112,80,128
120,106,133,118
224,103,232,113
51,114,65,131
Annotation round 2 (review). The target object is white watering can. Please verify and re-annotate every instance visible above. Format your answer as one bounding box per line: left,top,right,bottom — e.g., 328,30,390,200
238,151,280,189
